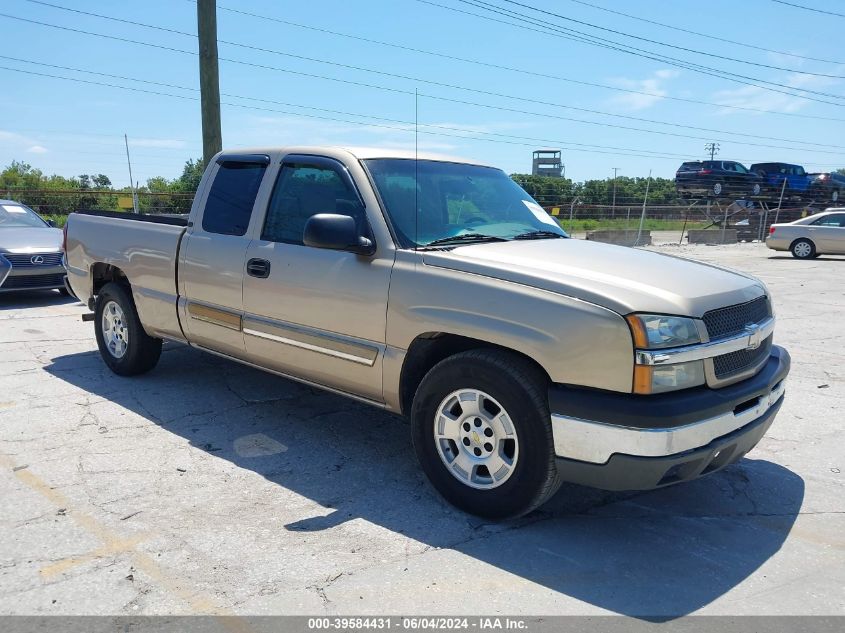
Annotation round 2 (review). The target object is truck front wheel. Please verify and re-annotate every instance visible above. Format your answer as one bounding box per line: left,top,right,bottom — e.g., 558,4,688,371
94,282,162,376
411,349,561,519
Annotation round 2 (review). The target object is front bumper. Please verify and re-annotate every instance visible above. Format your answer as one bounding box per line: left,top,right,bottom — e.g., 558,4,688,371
0,265,67,292
549,346,790,491
0,252,66,292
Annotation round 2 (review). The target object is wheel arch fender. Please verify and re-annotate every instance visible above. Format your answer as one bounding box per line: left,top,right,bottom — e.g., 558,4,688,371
397,332,553,416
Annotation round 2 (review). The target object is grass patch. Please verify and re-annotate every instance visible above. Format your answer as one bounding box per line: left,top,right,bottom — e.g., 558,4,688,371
557,218,709,232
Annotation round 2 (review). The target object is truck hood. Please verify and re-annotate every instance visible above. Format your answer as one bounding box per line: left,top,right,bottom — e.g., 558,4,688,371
0,226,63,252
422,238,765,317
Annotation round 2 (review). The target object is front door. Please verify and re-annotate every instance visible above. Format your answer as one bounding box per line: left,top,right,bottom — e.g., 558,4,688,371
241,155,393,402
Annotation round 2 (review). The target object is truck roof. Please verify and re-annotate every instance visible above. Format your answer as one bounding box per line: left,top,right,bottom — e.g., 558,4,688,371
215,145,494,168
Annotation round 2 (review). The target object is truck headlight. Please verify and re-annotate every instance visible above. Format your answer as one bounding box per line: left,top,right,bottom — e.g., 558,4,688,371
626,314,701,349
626,314,705,394
633,360,706,395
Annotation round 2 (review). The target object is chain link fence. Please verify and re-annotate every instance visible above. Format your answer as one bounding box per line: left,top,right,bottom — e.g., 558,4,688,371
5,186,819,247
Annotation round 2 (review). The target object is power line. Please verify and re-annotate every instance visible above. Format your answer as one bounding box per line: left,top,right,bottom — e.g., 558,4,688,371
17,1,845,114
492,0,844,77
0,63,701,161
416,0,845,103
4,56,845,163
458,0,845,97
3,11,843,152
560,0,845,65
770,0,845,18
199,1,843,123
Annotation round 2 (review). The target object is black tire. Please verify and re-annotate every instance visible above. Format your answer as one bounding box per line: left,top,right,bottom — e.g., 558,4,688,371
790,238,816,260
832,189,841,204
410,349,561,520
712,181,725,197
94,281,162,376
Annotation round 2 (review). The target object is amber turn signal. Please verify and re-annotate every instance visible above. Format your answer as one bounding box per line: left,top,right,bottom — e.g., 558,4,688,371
625,314,649,349
633,365,653,395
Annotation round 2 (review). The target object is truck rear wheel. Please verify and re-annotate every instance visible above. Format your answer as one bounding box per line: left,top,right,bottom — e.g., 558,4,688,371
411,349,561,519
94,282,162,376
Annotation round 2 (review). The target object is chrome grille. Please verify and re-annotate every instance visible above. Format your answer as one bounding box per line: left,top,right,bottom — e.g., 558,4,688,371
703,295,770,341
1,273,66,289
2,252,63,268
713,336,772,379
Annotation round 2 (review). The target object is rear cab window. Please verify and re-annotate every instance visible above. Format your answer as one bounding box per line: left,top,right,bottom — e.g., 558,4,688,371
201,156,269,236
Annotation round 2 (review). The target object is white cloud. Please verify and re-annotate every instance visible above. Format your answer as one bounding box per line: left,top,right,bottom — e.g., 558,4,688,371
26,145,48,154
711,67,843,115
606,69,680,110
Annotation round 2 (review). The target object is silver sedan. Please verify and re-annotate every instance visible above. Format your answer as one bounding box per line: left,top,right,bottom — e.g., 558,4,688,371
766,208,845,259
0,200,68,294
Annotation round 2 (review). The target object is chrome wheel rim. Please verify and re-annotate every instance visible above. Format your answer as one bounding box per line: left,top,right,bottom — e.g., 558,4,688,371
794,242,812,258
433,389,519,490
713,183,722,195
102,300,129,358
752,184,761,195
833,191,839,202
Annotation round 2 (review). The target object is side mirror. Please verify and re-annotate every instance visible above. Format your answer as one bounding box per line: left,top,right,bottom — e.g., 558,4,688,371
303,214,374,255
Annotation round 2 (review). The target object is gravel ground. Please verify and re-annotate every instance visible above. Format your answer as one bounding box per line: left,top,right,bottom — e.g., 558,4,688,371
0,242,842,618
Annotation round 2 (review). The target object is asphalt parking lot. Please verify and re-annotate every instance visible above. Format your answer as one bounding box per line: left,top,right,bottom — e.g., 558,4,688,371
1,242,843,618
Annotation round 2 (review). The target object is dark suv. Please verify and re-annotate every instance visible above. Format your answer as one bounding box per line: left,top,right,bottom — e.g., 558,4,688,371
675,160,763,199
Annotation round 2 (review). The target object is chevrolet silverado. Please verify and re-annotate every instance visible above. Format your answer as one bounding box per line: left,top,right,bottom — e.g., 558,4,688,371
65,147,790,519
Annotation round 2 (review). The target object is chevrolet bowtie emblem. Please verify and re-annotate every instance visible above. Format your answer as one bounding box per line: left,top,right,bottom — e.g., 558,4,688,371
744,323,762,351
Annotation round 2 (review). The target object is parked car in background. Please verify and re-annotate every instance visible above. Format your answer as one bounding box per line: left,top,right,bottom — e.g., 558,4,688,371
766,209,845,258
808,172,845,204
675,160,763,199
0,200,68,295
750,162,813,201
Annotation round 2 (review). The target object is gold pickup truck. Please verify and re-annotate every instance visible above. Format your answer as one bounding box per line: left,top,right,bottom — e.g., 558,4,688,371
65,146,790,519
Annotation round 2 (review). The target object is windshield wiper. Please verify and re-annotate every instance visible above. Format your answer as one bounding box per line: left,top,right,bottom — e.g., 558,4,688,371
512,230,567,240
422,233,508,248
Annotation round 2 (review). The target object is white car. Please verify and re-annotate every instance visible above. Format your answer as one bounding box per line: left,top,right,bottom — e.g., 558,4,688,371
766,209,845,259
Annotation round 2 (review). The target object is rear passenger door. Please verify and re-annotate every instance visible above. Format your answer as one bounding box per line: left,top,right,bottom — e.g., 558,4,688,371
179,154,270,358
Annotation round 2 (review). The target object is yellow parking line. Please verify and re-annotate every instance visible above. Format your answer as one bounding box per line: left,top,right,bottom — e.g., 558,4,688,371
1,453,255,630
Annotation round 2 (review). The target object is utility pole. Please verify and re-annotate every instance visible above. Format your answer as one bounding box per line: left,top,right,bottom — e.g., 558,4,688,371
611,167,619,217
124,134,138,214
197,0,222,165
636,170,651,247
705,142,720,161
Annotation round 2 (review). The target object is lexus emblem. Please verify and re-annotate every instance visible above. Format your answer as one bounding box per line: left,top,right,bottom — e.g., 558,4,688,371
744,323,762,351
30,255,45,265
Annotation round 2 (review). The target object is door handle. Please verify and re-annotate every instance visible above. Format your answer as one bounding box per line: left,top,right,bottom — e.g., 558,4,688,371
246,258,271,278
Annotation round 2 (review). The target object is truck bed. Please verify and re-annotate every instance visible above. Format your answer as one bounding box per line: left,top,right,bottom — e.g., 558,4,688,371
65,211,188,340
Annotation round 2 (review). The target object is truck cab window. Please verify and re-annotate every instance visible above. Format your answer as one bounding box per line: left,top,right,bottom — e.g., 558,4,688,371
261,163,364,245
201,162,267,236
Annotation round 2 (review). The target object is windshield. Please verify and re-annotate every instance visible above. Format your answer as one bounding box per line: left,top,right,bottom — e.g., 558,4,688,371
0,203,48,228
364,159,567,248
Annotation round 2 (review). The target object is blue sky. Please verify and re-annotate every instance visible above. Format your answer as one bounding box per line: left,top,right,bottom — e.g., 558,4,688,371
1,0,844,187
